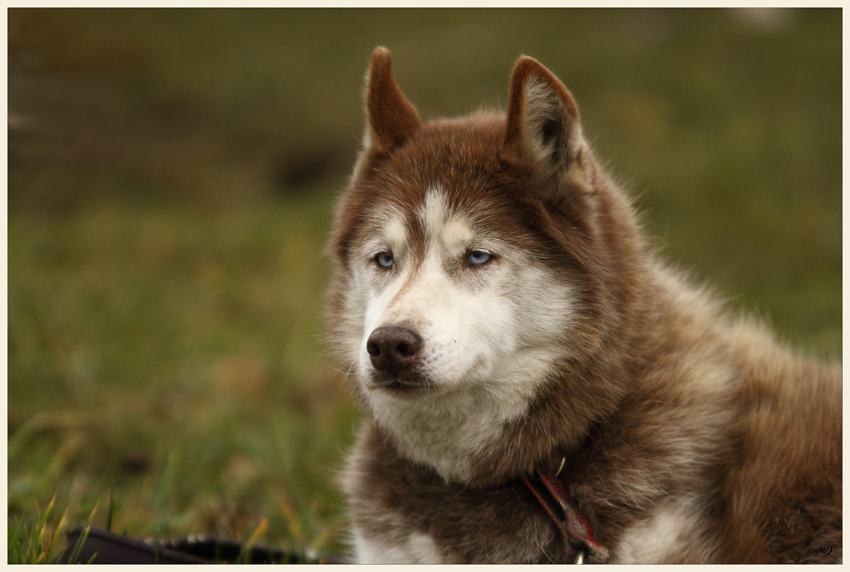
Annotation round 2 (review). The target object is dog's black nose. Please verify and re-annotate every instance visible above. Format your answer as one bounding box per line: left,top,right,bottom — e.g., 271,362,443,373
367,326,422,374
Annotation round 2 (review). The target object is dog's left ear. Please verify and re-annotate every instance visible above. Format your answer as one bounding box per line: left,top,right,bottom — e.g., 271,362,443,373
500,56,587,179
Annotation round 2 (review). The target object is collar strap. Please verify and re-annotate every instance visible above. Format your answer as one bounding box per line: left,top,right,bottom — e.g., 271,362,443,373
521,469,609,564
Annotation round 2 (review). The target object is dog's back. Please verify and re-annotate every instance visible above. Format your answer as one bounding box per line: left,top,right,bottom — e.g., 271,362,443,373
721,328,841,562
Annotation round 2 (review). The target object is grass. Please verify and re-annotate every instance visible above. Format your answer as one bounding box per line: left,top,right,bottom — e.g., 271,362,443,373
8,493,98,564
8,8,841,563
8,194,358,558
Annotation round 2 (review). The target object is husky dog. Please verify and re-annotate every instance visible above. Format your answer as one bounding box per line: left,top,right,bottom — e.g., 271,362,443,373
324,47,841,564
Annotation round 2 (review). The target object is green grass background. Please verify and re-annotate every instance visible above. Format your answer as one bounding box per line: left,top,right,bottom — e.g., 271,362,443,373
8,8,841,561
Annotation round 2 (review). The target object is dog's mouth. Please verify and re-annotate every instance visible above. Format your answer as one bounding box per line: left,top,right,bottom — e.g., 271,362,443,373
366,373,436,395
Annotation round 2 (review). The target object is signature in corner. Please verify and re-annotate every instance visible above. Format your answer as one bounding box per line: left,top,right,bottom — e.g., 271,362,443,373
815,546,834,557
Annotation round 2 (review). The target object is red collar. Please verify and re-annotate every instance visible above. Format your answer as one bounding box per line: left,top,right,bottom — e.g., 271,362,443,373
521,467,609,564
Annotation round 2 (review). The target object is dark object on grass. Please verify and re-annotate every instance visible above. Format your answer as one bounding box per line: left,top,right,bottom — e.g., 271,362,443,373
58,526,349,564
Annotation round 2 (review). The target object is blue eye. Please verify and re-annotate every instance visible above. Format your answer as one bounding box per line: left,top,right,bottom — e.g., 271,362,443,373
467,250,492,266
376,252,394,268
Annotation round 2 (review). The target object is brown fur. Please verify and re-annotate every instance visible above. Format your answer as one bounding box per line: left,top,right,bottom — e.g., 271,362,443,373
326,48,841,564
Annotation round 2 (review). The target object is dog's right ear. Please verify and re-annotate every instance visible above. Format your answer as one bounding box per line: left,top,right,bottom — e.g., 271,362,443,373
362,47,421,154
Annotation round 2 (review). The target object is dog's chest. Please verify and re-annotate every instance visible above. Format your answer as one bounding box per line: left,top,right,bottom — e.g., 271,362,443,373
343,426,572,563
347,474,567,564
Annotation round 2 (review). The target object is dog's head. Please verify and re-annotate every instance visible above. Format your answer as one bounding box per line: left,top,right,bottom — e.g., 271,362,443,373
326,48,642,482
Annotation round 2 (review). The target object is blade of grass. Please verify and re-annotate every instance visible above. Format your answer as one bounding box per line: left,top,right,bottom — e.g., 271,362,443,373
105,484,114,533
153,451,178,512
237,517,268,563
66,503,98,564
32,495,55,562
42,497,71,563
276,491,303,544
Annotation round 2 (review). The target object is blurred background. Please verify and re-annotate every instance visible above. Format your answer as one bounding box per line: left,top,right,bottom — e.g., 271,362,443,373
8,8,841,559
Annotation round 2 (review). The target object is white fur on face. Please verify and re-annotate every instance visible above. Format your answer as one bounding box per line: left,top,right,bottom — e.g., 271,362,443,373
346,187,579,482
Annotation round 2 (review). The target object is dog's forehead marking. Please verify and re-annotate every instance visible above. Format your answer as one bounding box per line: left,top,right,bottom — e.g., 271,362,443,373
418,188,449,235
419,187,474,255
